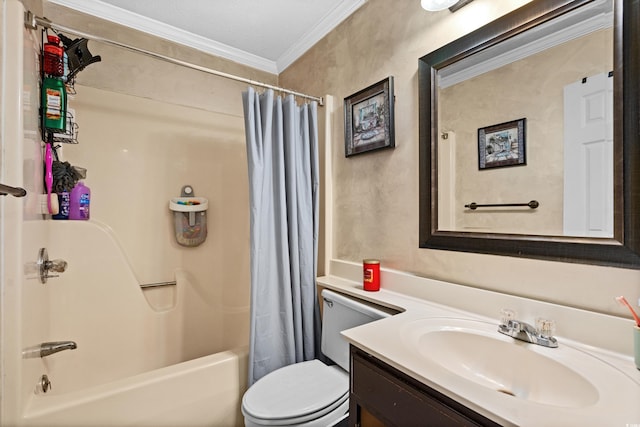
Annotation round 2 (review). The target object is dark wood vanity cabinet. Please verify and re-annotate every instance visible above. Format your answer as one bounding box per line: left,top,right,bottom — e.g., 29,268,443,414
349,346,503,427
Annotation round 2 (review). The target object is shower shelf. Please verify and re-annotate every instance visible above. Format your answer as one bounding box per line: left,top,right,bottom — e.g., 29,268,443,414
47,109,79,144
39,28,80,145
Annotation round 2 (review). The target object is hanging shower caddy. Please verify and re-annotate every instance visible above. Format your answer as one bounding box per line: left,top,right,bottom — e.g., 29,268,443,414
39,28,83,144
38,25,101,216
169,185,208,247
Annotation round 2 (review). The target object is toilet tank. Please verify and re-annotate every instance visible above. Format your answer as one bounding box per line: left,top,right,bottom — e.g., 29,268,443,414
321,289,391,371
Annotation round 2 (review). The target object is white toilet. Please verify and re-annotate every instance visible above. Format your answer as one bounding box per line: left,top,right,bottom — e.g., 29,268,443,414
241,289,390,427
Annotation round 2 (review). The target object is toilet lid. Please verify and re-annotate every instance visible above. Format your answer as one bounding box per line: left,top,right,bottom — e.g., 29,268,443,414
242,360,348,422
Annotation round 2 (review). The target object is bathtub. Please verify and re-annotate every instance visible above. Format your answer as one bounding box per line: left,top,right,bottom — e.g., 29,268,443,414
23,347,248,426
16,221,250,426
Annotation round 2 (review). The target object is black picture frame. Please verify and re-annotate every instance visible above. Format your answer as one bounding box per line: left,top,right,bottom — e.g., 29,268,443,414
478,118,526,170
344,77,395,157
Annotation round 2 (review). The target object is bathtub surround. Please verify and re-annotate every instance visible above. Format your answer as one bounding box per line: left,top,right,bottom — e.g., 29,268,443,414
1,1,255,425
243,88,321,385
58,85,251,355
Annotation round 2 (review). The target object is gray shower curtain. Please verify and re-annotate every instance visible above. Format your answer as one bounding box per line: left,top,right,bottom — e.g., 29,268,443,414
242,87,321,386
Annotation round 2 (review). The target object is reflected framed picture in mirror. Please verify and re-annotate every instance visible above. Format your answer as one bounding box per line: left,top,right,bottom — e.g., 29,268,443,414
478,118,526,170
344,76,395,157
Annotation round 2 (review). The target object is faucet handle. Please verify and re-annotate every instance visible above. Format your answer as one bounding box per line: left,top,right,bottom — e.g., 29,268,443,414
37,248,68,284
536,317,556,337
46,259,67,273
500,308,517,325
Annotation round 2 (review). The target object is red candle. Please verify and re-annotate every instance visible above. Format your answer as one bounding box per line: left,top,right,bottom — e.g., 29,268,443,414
363,259,380,291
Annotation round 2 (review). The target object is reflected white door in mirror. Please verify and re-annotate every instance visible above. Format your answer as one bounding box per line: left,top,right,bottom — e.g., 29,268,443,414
563,71,613,238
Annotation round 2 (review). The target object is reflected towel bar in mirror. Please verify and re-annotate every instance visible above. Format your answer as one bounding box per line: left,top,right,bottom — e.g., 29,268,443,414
465,200,539,210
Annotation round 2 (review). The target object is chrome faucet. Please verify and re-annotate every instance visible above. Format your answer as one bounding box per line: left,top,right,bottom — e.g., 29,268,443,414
40,341,77,357
36,248,68,284
497,309,558,348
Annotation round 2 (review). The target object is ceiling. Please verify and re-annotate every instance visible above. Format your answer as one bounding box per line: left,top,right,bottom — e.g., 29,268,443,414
46,0,367,74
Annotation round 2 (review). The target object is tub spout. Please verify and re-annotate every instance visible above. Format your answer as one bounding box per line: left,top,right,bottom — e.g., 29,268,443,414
40,341,77,357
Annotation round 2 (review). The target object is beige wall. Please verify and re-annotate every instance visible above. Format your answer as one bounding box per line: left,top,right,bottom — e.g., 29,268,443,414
280,0,639,317
439,28,612,235
20,0,42,16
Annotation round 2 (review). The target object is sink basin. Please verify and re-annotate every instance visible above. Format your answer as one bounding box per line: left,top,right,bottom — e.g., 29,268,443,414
400,318,601,408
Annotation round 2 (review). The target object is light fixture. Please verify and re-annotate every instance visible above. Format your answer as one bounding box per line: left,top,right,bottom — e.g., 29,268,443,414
420,0,458,11
421,0,474,12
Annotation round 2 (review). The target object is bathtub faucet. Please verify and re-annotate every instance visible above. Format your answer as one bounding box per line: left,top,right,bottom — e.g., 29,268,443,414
40,341,77,357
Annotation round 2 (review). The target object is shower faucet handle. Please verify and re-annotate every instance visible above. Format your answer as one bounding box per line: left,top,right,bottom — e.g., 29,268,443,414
46,258,68,273
37,248,68,283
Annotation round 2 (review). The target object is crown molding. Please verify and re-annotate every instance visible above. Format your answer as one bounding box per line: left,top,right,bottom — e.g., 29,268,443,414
47,0,367,74
47,0,279,73
277,0,367,72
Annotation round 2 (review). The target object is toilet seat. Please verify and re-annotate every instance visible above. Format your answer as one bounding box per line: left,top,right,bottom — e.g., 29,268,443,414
242,359,348,426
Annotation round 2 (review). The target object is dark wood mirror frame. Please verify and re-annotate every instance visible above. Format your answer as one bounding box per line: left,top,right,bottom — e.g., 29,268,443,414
419,0,640,268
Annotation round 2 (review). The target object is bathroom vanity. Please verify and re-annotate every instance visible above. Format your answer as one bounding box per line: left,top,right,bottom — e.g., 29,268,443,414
349,346,501,427
317,265,640,427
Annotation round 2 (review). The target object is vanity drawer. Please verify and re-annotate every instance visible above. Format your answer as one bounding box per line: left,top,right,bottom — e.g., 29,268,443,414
350,346,501,427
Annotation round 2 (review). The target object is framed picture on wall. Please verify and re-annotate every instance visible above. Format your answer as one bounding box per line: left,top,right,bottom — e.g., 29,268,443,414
477,118,526,169
344,77,395,157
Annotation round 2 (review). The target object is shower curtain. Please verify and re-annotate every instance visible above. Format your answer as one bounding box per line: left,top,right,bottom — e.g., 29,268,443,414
242,88,321,386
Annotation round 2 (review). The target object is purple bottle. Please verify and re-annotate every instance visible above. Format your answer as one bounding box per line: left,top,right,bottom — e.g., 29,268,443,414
68,181,90,220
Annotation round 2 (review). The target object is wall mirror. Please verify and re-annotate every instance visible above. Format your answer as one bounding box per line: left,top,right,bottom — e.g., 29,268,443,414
419,0,640,268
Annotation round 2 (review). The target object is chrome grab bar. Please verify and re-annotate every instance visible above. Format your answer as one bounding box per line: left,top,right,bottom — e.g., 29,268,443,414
0,183,27,197
140,280,176,289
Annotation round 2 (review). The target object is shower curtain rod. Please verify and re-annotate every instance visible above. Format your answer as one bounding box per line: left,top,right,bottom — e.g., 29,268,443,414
26,12,324,106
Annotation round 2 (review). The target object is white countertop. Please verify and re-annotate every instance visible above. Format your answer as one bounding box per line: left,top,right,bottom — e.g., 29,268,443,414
318,274,640,427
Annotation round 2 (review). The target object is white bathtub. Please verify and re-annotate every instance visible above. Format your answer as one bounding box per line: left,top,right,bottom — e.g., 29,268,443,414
18,221,250,427
23,347,248,427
